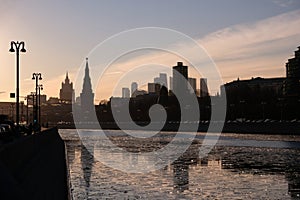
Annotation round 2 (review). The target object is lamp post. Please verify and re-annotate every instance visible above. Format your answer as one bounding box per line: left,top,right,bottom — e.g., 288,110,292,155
38,84,43,125
30,92,35,124
9,41,26,127
32,73,42,124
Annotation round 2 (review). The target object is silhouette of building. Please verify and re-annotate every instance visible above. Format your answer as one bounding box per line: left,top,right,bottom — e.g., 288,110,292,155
27,94,47,105
59,72,75,103
200,78,209,97
131,82,138,97
47,97,60,104
222,77,284,97
80,58,94,114
154,73,168,88
285,46,300,98
132,89,147,97
188,77,196,94
169,77,173,91
148,83,160,95
122,87,130,98
157,86,168,107
172,62,188,95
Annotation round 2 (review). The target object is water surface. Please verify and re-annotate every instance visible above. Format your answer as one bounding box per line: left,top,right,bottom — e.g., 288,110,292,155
60,129,300,199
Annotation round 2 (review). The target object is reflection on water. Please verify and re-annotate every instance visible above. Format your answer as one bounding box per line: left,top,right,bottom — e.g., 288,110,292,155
61,130,300,199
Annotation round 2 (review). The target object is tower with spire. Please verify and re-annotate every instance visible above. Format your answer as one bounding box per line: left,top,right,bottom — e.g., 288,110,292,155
60,71,75,103
80,58,95,114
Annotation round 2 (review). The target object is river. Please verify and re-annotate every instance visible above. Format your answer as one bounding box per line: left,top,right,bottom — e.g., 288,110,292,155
59,129,300,199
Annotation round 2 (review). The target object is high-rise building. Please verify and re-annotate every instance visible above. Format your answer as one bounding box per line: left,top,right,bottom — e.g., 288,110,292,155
80,58,94,113
122,88,130,98
131,82,138,97
59,72,75,103
148,83,161,95
172,62,188,95
200,78,209,97
188,78,197,94
169,77,173,91
285,46,300,98
154,73,168,89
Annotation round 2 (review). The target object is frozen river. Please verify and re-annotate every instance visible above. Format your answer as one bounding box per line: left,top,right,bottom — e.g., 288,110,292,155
60,129,300,199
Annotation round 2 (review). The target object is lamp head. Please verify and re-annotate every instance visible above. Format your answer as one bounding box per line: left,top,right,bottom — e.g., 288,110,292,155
32,74,36,80
20,42,26,52
9,42,15,52
20,47,26,53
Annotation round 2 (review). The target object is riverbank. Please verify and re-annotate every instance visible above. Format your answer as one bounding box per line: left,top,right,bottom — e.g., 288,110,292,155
0,128,68,200
56,121,300,135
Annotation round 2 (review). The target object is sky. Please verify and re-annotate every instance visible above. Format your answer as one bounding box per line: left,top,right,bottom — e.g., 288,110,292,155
1,0,300,103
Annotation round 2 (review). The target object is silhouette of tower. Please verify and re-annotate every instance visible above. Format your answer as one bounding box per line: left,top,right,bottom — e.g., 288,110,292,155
157,85,168,107
122,87,130,98
172,62,188,95
131,82,138,97
59,72,75,103
154,73,168,88
188,77,196,94
200,78,209,97
80,58,94,114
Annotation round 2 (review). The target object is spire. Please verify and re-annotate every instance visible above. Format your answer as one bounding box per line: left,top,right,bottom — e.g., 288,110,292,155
82,57,93,93
80,57,94,114
85,57,89,76
65,71,70,84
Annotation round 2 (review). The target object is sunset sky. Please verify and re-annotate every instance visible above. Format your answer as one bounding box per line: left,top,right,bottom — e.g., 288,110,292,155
1,0,300,103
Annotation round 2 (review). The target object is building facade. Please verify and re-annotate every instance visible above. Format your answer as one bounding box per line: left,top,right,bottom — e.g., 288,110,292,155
200,78,209,97
131,82,138,97
188,77,197,94
148,83,161,95
172,62,188,95
154,73,168,89
285,46,300,98
122,88,130,98
59,72,75,103
221,77,285,103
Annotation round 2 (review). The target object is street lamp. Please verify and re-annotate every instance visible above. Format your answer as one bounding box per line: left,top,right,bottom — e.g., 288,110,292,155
9,41,26,127
30,92,35,124
38,84,43,125
32,73,42,124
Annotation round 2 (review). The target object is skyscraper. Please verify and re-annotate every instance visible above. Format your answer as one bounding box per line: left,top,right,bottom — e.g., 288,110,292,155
188,78,197,94
154,73,168,89
172,62,188,95
59,72,75,103
200,78,209,97
148,83,160,95
80,58,94,113
122,88,130,98
131,82,138,97
169,77,173,91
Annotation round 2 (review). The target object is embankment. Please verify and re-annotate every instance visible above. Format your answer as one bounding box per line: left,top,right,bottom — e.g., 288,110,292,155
58,121,300,135
0,128,68,200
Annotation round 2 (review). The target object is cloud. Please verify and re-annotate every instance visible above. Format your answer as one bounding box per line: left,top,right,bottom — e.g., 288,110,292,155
87,9,300,100
199,9,300,81
272,0,297,7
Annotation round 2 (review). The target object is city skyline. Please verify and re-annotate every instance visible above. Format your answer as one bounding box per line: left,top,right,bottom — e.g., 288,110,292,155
1,1,300,102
